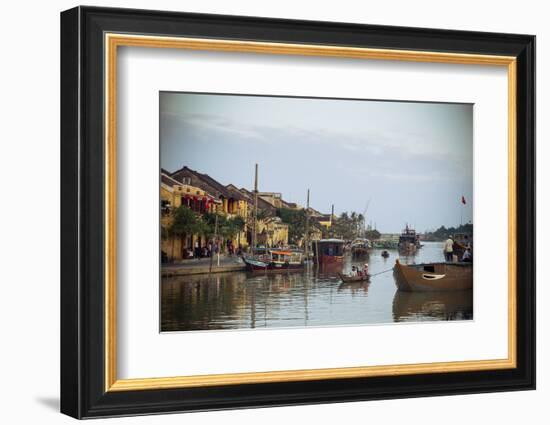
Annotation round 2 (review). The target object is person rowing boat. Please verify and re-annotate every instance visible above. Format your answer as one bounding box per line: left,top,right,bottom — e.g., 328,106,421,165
339,264,370,282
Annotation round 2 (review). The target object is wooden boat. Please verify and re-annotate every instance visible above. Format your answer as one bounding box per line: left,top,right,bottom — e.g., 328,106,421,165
244,249,304,272
398,224,421,253
312,239,345,265
351,238,370,257
338,272,370,283
393,259,472,292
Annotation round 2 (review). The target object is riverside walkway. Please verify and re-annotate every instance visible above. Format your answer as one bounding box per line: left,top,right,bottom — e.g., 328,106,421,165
161,255,246,277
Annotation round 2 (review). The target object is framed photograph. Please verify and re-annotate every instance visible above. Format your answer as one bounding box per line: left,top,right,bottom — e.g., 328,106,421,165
60,6,535,419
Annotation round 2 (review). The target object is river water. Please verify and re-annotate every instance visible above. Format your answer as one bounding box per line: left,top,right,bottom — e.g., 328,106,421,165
161,241,473,332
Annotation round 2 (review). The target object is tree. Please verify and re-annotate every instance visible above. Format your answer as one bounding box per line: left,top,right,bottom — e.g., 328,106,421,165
364,229,381,240
331,211,365,240
277,207,320,245
220,215,246,242
169,205,202,258
423,223,474,241
202,212,246,251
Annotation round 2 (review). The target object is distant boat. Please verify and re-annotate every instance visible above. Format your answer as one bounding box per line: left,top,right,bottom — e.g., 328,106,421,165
338,272,370,283
312,239,345,265
381,250,390,258
393,260,472,291
350,238,370,257
244,249,304,272
398,224,421,253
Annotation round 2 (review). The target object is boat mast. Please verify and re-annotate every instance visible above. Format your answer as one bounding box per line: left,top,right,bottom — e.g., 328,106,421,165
330,204,334,238
252,163,258,253
363,199,371,237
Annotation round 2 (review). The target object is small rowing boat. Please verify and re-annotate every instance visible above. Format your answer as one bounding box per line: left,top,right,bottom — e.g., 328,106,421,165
393,259,472,292
338,272,370,283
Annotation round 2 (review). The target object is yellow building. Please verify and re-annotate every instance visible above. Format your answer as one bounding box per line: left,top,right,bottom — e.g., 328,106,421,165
161,171,254,260
160,174,219,261
256,217,289,247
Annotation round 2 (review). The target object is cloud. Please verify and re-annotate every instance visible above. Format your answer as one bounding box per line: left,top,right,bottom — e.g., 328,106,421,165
162,110,470,166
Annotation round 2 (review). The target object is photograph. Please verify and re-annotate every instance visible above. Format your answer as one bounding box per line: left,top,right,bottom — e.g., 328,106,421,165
159,92,474,332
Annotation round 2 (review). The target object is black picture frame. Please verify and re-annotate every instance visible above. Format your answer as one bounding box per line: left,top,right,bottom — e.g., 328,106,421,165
61,5,535,419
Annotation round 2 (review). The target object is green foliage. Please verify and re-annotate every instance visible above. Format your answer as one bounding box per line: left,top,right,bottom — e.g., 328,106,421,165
169,205,202,238
330,212,365,240
203,212,246,240
364,229,381,240
277,208,319,244
423,223,473,241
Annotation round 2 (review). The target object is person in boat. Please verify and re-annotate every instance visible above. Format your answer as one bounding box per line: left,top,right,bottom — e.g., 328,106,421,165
444,235,454,262
362,263,369,276
462,247,473,262
350,266,358,277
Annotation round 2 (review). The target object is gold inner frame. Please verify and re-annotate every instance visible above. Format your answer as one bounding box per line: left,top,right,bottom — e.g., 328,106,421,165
104,33,517,392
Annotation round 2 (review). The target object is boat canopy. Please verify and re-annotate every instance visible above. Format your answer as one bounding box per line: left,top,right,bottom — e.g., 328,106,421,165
269,250,292,256
316,239,345,244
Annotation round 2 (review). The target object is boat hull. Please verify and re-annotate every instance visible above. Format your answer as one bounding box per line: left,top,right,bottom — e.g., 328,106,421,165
318,254,344,265
338,273,370,283
393,261,472,292
351,248,369,257
244,257,304,273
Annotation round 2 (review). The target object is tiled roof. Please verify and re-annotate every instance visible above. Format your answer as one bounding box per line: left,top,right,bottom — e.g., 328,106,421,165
239,188,276,214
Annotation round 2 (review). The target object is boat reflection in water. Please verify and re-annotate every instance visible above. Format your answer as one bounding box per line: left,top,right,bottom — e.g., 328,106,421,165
392,290,473,322
338,281,371,295
161,242,473,332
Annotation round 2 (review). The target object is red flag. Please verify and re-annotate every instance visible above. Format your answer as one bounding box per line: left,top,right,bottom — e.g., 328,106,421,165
461,196,466,205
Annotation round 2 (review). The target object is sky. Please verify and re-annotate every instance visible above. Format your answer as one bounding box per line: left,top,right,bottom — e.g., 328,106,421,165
160,92,473,234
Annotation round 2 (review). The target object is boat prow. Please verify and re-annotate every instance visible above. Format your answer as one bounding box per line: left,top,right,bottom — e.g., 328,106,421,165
393,259,472,292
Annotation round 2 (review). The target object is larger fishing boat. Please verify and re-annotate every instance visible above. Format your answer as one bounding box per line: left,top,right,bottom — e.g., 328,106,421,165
398,224,421,253
243,248,305,272
311,239,345,265
350,238,370,257
393,259,473,292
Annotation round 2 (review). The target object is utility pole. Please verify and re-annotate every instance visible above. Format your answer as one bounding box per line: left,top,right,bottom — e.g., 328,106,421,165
209,211,219,273
304,189,310,262
252,163,258,254
329,204,335,238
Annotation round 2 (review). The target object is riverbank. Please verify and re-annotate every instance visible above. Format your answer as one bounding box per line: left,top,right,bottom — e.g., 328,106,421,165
161,255,246,277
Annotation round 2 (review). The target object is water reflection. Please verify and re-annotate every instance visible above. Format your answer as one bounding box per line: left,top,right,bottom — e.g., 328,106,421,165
161,242,473,332
392,290,473,322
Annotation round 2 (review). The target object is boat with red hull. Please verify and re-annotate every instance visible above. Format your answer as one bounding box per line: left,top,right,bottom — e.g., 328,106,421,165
312,239,345,265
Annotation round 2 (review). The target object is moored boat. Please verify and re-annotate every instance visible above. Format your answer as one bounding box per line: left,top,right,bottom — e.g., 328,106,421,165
350,238,370,257
393,259,472,292
312,239,345,265
398,224,421,253
244,248,304,272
